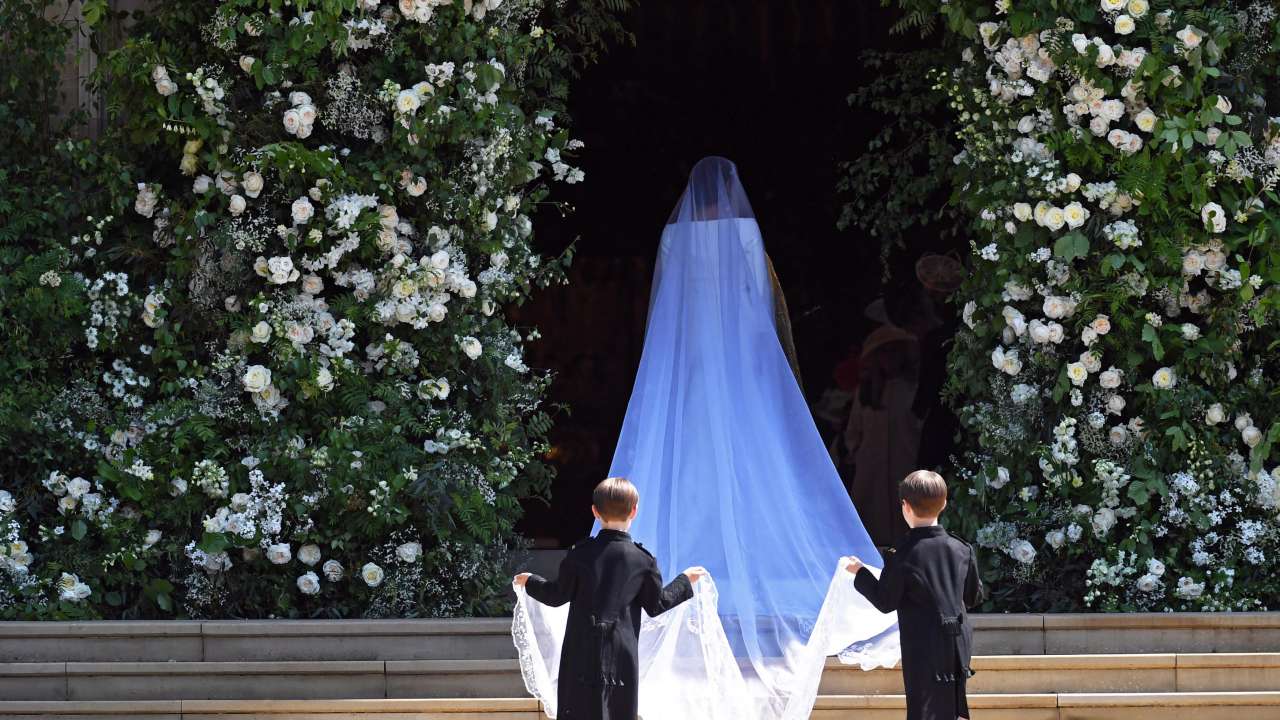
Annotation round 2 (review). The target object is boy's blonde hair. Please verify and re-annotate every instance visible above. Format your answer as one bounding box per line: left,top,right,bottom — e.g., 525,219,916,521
593,477,639,521
899,470,948,517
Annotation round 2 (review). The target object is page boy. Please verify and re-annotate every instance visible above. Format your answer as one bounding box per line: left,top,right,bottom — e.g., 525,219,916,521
515,477,706,720
845,470,984,720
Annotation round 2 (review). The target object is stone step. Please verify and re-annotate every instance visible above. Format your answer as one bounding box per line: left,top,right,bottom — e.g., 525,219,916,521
5,693,1280,720
4,613,1279,663
4,654,1277,701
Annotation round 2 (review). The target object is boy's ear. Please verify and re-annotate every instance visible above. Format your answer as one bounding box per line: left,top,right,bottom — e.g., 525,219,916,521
628,503,638,520
591,505,602,521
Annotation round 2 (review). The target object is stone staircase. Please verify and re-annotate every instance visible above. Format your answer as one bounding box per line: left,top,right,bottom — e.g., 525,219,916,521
1,614,1278,719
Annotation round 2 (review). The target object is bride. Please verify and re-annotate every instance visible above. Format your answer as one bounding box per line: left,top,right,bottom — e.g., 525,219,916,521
514,157,899,720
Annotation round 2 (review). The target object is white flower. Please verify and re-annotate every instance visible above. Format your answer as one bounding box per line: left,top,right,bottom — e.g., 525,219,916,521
1092,507,1117,536
323,559,344,582
298,544,322,566
1010,539,1037,564
242,172,265,199
1152,367,1176,390
1176,25,1203,49
1236,413,1254,432
1080,351,1102,373
361,562,385,587
66,477,92,499
57,573,92,602
266,256,300,285
990,466,1011,490
1067,362,1089,387
1135,573,1161,593
1109,425,1130,445
134,183,159,218
297,571,321,595
1063,202,1089,228
1013,202,1033,221
193,175,213,194
143,529,163,548
169,477,188,496
229,194,247,216
962,301,977,329
396,89,421,114
1176,576,1205,599
266,543,292,564
1205,404,1226,425
1134,108,1157,133
396,542,423,563
1045,529,1066,549
1147,559,1165,576
1114,14,1135,34
239,55,256,73
1216,95,1232,114
1071,33,1090,54
301,275,324,295
250,322,272,344
460,336,483,359
1201,202,1226,233
291,197,315,225
283,109,302,135
243,365,272,393
315,367,334,392
1127,0,1148,16
1101,0,1125,10
1107,395,1126,415
0,490,14,514
1243,425,1263,448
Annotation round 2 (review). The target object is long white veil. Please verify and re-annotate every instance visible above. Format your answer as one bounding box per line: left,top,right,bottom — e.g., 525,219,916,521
514,157,900,720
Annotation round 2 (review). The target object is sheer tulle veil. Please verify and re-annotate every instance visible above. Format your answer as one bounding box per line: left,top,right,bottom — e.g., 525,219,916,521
513,157,900,720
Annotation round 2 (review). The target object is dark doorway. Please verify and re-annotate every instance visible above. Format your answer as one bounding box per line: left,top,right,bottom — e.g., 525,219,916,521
515,1,951,546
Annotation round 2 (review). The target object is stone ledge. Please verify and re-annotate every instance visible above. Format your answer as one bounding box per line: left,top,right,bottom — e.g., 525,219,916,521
1058,691,1280,707
178,699,540,713
63,661,386,676
386,660,520,675
199,620,510,637
1043,613,1280,630
0,623,202,638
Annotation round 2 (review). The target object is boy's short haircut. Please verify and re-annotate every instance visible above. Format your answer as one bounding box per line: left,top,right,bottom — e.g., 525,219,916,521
899,470,948,517
593,477,640,521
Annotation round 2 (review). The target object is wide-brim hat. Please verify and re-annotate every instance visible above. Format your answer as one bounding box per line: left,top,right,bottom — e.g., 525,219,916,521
861,325,918,359
915,253,966,294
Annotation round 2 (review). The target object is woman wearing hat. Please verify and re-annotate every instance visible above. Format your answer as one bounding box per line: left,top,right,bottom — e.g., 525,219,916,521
842,323,922,547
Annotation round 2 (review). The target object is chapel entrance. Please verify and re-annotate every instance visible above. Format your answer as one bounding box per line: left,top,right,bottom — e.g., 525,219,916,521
515,0,963,548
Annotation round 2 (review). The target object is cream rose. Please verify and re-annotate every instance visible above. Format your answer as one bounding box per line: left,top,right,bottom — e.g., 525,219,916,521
242,171,265,198
323,559,344,582
1205,403,1226,425
460,336,483,360
266,543,292,565
297,572,321,595
291,197,315,225
1152,367,1177,390
1114,15,1135,35
1067,362,1089,386
250,321,272,343
361,562,385,587
298,544,322,566
243,365,272,393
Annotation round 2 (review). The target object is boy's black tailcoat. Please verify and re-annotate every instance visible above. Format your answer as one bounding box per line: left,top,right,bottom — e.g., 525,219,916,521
854,525,985,720
525,529,693,720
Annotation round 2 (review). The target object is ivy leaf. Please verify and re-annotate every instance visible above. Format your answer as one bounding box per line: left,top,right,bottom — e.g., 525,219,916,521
1141,324,1165,361
71,520,87,541
1054,232,1089,261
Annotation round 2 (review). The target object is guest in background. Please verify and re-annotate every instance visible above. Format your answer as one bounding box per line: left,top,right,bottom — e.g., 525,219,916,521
842,324,921,547
908,254,965,473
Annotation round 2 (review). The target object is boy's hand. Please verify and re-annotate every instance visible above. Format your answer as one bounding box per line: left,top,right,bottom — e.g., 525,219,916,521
844,556,864,574
513,573,531,587
682,566,709,584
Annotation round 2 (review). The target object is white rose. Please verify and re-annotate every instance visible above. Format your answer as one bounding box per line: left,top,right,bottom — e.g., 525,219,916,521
991,466,1011,489
143,529,163,548
1045,530,1066,549
396,542,423,563
1067,362,1089,386
1147,559,1165,576
483,211,499,233
1183,251,1206,276
292,197,315,225
1235,413,1253,432
1013,202,1033,221
298,544,322,566
1092,507,1117,536
1107,395,1126,415
301,275,324,295
66,477,92,499
239,55,256,73
1044,207,1066,231
1134,108,1157,133
267,256,299,285
155,78,177,96
361,562,385,587
242,171,265,199
1205,127,1222,146
1091,315,1112,335
1063,202,1089,228
460,336,483,359
1030,321,1053,344
1152,367,1176,389
1201,202,1226,233
1177,25,1202,49
1101,0,1125,11
1182,323,1200,341
296,104,317,127
1243,425,1263,448
193,175,213,194
1010,539,1037,564
1135,573,1160,593
1109,425,1130,445
1080,351,1102,373
266,543,292,565
1043,296,1071,319
1216,95,1232,114
250,321,272,344
243,364,272,393
228,194,247,216
1071,33,1090,54
1114,15,1135,35
323,559,344,582
1205,403,1226,425
396,90,421,114
1127,0,1148,17
297,571,321,595
283,109,302,135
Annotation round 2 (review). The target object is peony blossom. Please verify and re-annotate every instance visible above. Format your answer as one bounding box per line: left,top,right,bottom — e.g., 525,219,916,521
361,562,385,587
298,544,322,566
266,543,292,565
297,571,321,595
1152,367,1177,389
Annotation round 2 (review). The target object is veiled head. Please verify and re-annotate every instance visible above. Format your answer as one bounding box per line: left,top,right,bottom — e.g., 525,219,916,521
666,156,756,224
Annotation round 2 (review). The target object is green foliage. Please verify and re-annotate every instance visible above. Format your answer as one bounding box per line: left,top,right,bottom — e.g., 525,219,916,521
0,0,626,619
